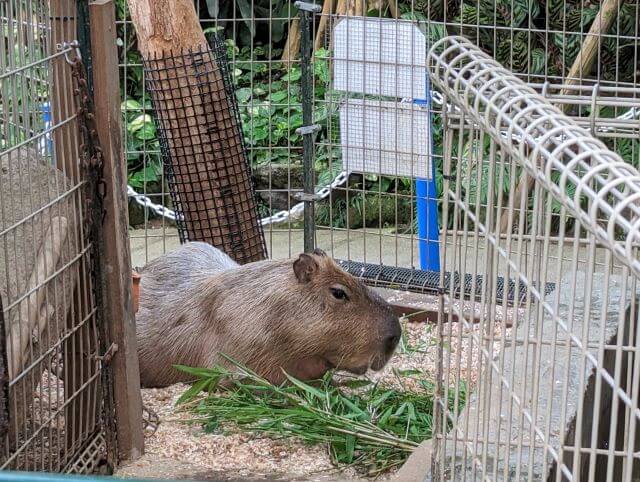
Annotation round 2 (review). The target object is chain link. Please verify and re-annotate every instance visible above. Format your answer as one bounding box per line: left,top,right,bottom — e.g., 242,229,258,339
62,39,117,463
63,41,103,170
127,170,350,227
127,186,181,221
62,41,106,228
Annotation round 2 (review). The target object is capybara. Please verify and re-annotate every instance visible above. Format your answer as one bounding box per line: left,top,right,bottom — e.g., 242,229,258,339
136,242,401,387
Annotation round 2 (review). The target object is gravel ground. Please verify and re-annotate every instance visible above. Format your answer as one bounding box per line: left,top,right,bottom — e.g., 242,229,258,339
116,315,512,481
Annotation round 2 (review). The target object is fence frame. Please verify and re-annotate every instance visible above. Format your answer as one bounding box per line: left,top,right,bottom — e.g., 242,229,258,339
1,0,143,471
88,0,145,463
427,35,640,481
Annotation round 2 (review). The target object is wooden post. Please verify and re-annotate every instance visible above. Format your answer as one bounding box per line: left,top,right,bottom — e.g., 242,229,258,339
562,0,622,92
387,0,399,18
50,0,78,180
89,0,144,462
281,19,301,64
314,0,334,52
126,0,208,54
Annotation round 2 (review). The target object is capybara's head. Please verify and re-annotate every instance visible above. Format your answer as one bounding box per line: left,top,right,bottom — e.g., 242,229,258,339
292,249,402,376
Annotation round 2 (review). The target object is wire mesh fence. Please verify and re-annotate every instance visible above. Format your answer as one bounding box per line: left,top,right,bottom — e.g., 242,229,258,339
141,34,267,264
119,1,639,269
1,0,114,474
429,35,640,481
116,2,640,480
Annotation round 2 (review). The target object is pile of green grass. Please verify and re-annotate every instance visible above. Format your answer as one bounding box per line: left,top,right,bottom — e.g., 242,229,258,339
175,356,465,476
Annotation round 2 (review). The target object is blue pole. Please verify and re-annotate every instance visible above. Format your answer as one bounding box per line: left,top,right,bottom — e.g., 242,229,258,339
41,102,54,162
414,74,440,272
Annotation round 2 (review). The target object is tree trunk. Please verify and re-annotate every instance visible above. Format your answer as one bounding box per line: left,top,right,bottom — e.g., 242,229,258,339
314,0,334,52
127,0,267,264
126,0,207,56
281,19,301,64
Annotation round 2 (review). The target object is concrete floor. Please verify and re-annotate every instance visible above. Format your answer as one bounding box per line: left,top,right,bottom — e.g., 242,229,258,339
129,226,608,288
129,227,422,269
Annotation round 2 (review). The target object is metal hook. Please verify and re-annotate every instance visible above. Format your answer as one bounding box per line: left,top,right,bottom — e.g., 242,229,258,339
58,40,82,65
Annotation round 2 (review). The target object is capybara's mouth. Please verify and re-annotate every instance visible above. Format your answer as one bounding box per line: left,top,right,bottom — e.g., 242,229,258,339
370,354,391,372
348,365,369,375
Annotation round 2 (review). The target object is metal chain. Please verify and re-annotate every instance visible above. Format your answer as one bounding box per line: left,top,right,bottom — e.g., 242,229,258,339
61,40,117,463
127,170,350,226
127,185,180,222
61,41,106,226
63,42,102,167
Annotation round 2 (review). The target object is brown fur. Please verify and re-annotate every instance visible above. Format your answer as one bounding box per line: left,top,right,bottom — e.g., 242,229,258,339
136,242,401,387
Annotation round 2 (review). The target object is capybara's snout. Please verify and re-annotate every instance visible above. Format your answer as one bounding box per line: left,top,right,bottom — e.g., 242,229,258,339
382,315,402,355
368,312,402,372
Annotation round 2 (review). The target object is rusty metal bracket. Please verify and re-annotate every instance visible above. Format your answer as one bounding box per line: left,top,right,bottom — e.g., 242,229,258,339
95,343,119,364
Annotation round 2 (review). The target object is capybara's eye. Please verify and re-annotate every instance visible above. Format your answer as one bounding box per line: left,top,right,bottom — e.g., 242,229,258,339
330,287,349,301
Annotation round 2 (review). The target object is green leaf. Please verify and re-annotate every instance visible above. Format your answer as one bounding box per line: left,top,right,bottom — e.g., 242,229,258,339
251,127,268,142
235,0,255,37
284,374,326,400
377,406,394,426
121,99,141,111
282,68,301,82
289,113,303,128
129,113,153,132
135,122,156,140
205,0,219,18
173,364,221,378
176,378,213,405
394,402,408,417
268,90,288,103
342,379,373,390
236,87,252,103
344,435,356,463
371,390,395,408
341,397,368,420
531,48,546,75
128,163,159,187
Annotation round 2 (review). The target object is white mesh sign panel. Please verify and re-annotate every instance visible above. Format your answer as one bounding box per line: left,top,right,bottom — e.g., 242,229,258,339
333,17,426,99
339,99,432,179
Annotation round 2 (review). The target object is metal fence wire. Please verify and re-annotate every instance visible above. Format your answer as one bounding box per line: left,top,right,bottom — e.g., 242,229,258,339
1,0,114,474
120,1,639,267
429,36,640,481
141,34,267,264
115,2,640,481
118,0,640,481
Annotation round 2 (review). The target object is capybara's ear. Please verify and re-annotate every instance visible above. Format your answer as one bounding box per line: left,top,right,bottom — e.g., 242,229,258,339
312,248,326,257
293,253,319,283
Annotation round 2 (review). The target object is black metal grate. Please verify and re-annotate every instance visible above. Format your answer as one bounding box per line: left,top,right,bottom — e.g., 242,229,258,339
142,35,267,264
337,260,557,306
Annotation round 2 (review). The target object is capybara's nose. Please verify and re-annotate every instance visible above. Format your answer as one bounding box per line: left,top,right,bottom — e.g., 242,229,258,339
384,334,400,353
383,320,402,353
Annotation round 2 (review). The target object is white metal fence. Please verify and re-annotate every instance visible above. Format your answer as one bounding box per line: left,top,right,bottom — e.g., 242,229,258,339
429,35,640,481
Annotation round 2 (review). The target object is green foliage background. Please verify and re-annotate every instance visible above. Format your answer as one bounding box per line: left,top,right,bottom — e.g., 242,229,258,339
118,0,639,232
411,0,638,82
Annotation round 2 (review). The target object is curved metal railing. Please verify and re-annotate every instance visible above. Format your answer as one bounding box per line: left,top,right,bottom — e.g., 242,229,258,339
428,36,640,278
